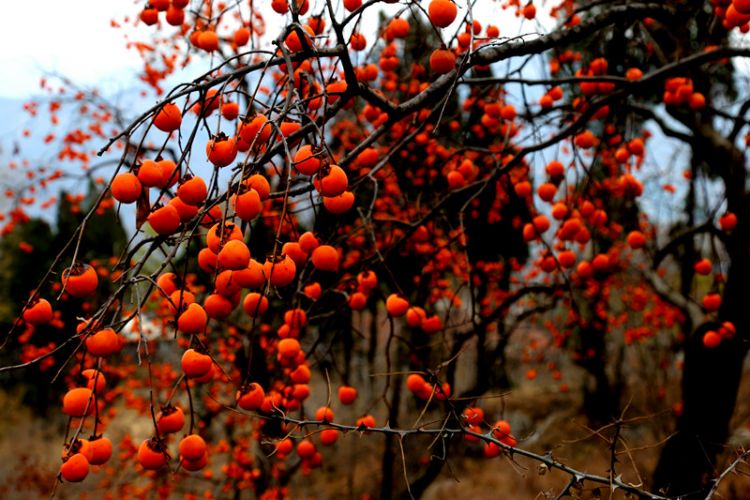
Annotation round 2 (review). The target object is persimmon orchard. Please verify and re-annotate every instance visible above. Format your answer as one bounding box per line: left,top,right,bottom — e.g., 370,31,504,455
4,0,750,498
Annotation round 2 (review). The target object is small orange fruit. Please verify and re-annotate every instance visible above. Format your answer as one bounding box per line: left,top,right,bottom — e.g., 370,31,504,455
85,328,123,357
311,245,340,272
177,175,208,206
137,439,168,470
386,294,409,317
62,388,95,417
153,103,182,132
217,240,251,270
156,405,185,434
237,383,265,411
147,205,181,235
428,0,458,28
111,173,142,203
60,453,89,482
178,303,208,334
23,298,53,325
181,349,212,378
179,434,207,461
62,264,99,298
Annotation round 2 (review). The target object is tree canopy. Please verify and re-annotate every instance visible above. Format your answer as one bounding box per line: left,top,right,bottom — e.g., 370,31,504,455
3,0,750,498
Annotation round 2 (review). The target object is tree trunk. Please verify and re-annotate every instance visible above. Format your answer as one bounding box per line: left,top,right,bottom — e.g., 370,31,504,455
380,373,403,500
577,300,620,425
654,128,750,495
652,321,747,496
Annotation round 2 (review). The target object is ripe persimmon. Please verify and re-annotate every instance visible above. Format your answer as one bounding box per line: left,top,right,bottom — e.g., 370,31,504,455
388,18,410,38
170,197,199,222
264,255,297,287
159,159,180,188
204,293,233,319
338,385,358,405
177,175,208,206
181,453,207,471
207,134,238,167
574,130,596,149
406,374,426,394
81,368,106,393
298,232,319,253
214,270,242,297
703,293,721,311
356,414,376,429
304,282,322,300
153,103,182,132
85,328,122,357
62,388,95,417
349,292,367,310
237,383,265,411
343,0,361,11
197,248,218,273
233,27,250,47
311,245,340,272
522,3,536,19
137,159,163,187
297,439,316,458
111,173,142,203
694,258,712,276
165,4,184,25
720,212,737,231
430,48,457,74
627,231,646,249
60,453,89,482
238,115,272,148
157,405,185,434
421,315,443,334
181,349,213,378
179,434,207,461
278,338,301,359
429,0,458,28
243,292,269,317
178,303,208,334
207,222,244,254
198,30,219,52
537,183,557,202
88,437,113,466
463,407,484,425
233,188,262,221
290,364,311,384
314,165,348,197
285,25,314,52
234,259,266,288
218,240,251,270
137,439,168,470
386,294,409,317
62,264,99,298
147,205,181,235
350,32,367,51
140,7,159,25
294,145,323,176
406,306,426,328
320,429,339,446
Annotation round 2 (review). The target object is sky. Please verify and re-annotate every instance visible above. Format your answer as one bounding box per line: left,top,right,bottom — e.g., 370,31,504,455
0,0,547,99
0,1,148,99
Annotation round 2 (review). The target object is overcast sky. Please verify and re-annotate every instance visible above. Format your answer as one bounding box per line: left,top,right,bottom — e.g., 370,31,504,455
0,0,545,99
0,1,147,99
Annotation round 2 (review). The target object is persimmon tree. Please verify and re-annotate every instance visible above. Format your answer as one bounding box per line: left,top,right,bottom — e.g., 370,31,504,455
4,0,750,498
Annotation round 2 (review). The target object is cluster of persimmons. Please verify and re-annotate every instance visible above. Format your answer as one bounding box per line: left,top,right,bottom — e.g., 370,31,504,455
2,0,744,497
